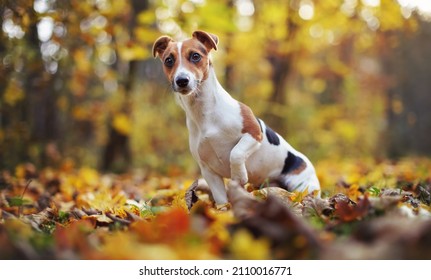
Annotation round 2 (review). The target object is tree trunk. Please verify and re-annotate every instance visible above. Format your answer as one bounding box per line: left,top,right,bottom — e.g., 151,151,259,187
264,4,298,133
383,21,431,157
101,0,149,171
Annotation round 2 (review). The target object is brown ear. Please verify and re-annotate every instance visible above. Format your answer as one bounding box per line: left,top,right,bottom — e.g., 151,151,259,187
192,30,218,51
152,36,173,58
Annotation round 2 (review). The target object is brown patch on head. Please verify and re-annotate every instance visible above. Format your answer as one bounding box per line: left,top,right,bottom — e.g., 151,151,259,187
159,42,180,84
152,36,180,84
180,38,213,81
192,30,218,52
152,36,173,58
239,103,263,142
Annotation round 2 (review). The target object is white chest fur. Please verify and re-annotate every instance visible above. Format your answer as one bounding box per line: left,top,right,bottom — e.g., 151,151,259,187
176,68,244,178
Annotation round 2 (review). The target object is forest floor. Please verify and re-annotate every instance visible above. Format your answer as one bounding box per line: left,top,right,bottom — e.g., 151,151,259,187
1,157,431,259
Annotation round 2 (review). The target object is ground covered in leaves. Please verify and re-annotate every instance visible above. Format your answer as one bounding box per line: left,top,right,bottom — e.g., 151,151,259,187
1,158,431,260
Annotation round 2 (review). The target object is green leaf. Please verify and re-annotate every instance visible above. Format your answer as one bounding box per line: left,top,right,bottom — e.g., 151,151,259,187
8,196,31,207
367,186,381,197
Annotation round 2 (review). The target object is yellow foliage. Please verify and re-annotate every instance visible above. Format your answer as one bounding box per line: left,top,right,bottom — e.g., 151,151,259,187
348,183,361,201
4,79,24,106
15,164,26,180
99,232,178,259
137,10,156,25
230,229,270,260
118,43,149,61
80,190,127,212
333,120,358,143
112,113,132,135
73,49,91,72
78,167,101,188
134,27,159,43
2,0,431,262
4,219,33,239
205,209,236,248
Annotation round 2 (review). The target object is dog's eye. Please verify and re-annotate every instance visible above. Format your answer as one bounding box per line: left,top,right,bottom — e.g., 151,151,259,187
164,56,174,67
190,52,201,63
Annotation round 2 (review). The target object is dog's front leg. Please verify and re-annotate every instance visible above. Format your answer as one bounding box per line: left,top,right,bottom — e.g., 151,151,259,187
200,164,228,206
230,134,261,185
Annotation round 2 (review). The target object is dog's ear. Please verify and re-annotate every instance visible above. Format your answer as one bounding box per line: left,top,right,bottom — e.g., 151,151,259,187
152,36,173,58
192,31,218,52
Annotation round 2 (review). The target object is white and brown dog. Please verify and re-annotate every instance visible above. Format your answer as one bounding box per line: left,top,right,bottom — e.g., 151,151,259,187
153,31,320,209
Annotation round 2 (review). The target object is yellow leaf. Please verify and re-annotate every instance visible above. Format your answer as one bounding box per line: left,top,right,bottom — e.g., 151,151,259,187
73,49,91,72
230,229,270,260
118,43,149,61
4,79,24,106
79,167,100,188
15,164,26,179
112,113,132,135
348,183,361,201
83,190,127,212
99,231,178,259
137,11,156,25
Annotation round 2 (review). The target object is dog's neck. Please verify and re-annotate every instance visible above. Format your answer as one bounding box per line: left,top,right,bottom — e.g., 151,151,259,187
175,65,236,128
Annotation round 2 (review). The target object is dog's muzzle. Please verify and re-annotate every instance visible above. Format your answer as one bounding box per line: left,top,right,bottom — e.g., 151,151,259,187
173,73,195,95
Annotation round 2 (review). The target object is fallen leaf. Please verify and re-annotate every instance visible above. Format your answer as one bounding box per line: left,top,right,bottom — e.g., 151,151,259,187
229,229,270,260
302,195,333,218
334,195,371,222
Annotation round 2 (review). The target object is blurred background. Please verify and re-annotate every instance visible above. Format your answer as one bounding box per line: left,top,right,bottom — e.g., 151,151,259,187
1,0,431,175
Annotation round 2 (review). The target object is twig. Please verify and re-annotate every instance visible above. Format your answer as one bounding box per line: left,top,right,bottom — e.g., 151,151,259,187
19,180,32,217
106,212,131,225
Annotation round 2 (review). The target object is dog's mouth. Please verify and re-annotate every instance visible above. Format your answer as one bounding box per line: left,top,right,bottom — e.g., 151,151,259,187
172,80,200,96
177,88,193,95
172,86,193,96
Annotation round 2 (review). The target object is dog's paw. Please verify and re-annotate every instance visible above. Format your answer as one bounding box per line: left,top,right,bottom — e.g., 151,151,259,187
232,168,248,186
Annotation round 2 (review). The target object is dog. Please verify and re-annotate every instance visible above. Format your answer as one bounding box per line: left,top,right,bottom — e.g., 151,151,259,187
153,30,320,209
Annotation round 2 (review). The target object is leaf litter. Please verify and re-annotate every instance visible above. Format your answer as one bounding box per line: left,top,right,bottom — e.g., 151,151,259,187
1,158,431,259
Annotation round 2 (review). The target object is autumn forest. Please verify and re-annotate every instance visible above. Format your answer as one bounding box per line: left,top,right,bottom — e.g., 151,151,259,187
1,0,431,260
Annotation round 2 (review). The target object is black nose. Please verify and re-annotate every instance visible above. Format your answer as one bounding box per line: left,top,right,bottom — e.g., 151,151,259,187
175,77,189,88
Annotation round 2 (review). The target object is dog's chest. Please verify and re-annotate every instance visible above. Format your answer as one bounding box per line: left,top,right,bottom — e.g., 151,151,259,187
188,113,243,178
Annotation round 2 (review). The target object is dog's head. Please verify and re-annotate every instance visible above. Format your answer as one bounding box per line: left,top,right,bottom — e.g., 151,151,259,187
152,31,218,95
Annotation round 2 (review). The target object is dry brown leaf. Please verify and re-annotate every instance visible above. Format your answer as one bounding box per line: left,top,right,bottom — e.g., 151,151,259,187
185,179,213,210
302,195,333,218
227,180,260,220
334,196,371,222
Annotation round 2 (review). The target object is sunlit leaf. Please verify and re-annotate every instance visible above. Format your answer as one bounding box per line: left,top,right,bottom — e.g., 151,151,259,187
112,113,132,136
229,229,270,260
118,43,149,61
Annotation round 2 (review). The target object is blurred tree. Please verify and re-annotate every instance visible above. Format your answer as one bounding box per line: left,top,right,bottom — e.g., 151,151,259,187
383,21,431,157
101,0,150,172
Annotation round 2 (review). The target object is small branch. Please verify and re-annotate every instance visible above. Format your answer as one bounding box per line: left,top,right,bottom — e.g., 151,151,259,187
19,180,32,217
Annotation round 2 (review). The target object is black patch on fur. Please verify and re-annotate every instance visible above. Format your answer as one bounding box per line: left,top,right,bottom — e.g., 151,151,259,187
265,125,280,146
281,151,305,174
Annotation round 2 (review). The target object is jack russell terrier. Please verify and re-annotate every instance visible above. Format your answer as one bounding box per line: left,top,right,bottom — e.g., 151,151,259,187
153,30,320,209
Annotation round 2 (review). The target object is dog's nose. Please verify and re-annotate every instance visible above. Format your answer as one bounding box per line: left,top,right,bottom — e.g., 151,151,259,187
175,77,189,88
